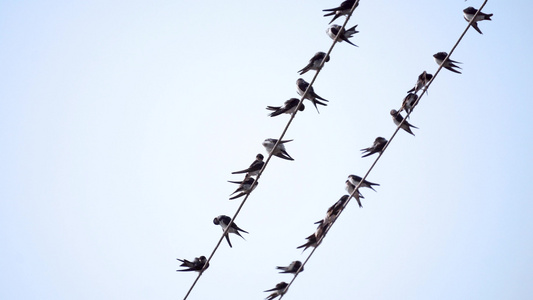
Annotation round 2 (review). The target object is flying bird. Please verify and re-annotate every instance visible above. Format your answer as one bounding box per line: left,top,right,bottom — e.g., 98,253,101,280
360,137,387,158
407,71,433,94
264,282,288,300
390,109,418,136
276,260,303,274
296,78,329,113
345,180,365,208
298,52,330,75
347,174,380,192
433,52,462,74
463,6,493,34
399,93,419,115
323,0,359,24
327,24,359,47
262,138,294,161
213,215,248,248
228,175,258,200
266,98,304,117
231,154,264,176
176,256,209,272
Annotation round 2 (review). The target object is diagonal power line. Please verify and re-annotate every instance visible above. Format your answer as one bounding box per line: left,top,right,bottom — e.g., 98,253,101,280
181,1,361,299
277,0,490,299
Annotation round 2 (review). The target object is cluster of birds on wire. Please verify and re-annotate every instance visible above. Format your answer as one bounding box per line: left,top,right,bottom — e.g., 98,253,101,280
177,1,493,299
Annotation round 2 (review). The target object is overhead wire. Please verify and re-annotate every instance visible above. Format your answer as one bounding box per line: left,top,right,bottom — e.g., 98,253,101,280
181,1,361,299
277,0,490,298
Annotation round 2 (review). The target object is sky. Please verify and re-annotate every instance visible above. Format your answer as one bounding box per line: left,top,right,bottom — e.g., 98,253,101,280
1,0,533,299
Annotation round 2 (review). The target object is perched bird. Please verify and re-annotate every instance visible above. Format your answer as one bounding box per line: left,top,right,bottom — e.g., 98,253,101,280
176,256,209,272
463,6,493,34
297,232,319,252
360,137,388,158
316,195,350,227
276,260,303,274
213,215,248,248
323,0,358,24
266,98,304,117
296,78,329,113
231,154,264,176
263,138,294,161
327,24,359,47
264,282,288,300
390,109,418,136
228,175,258,200
433,52,462,74
407,71,433,94
345,180,365,208
399,93,419,115
326,195,349,220
298,52,330,75
347,174,380,192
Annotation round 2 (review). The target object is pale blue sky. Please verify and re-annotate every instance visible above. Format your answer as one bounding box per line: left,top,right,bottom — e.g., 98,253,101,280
1,1,533,299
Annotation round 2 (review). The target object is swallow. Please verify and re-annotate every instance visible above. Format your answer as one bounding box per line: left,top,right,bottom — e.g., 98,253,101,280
433,52,462,74
264,282,288,300
262,138,294,161
390,109,418,136
407,71,433,94
326,195,349,220
176,256,209,272
327,24,359,47
228,175,258,200
231,154,264,176
213,215,248,248
298,51,330,75
360,137,387,158
323,0,358,24
315,194,350,228
348,174,380,192
266,98,304,117
463,7,493,34
296,232,319,252
345,180,365,208
276,260,303,274
399,93,419,115
296,78,329,113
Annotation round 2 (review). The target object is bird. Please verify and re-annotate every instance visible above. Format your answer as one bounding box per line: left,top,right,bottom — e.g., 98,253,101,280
345,180,365,208
231,154,264,176
296,78,329,113
298,52,330,75
323,0,358,24
176,256,209,272
407,71,433,94
347,174,380,192
433,52,462,74
262,138,294,161
296,232,319,252
463,6,493,34
213,215,248,248
266,98,304,117
316,195,350,227
228,175,258,200
360,137,388,158
399,93,419,115
390,109,418,136
276,260,303,274
326,195,349,220
264,282,288,300
327,24,359,47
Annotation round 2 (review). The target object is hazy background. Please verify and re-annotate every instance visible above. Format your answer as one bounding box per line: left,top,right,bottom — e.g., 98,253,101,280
2,1,532,299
